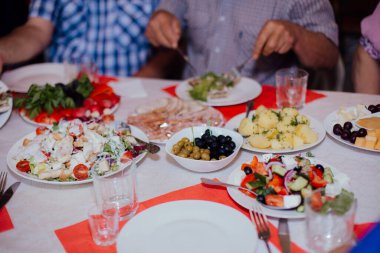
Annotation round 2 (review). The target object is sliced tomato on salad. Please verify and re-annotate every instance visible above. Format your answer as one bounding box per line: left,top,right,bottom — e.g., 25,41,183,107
265,194,284,207
16,160,31,172
310,175,327,189
121,151,134,163
73,164,89,180
36,126,49,135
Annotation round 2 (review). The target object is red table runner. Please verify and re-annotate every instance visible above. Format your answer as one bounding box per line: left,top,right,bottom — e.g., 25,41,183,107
162,84,326,121
0,207,14,233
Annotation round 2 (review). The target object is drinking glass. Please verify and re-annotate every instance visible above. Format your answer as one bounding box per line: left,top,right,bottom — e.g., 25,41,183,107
276,67,308,108
93,162,139,221
88,202,119,246
63,55,98,83
305,189,357,253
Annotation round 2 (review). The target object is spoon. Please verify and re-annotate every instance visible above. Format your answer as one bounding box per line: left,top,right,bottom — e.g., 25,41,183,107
130,135,160,154
200,177,301,210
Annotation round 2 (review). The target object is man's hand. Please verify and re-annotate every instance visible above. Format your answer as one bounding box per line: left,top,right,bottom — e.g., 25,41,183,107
253,20,298,60
145,10,181,48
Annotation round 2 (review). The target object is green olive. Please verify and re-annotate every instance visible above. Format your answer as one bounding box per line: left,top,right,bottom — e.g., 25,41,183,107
201,153,210,161
181,137,190,143
219,155,227,159
193,152,201,160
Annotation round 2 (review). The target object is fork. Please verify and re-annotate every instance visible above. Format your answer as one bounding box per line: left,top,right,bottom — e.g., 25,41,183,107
0,172,7,196
175,48,198,76
224,56,253,81
249,202,272,253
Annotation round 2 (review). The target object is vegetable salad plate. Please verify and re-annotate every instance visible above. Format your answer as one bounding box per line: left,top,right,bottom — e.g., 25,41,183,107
1,63,77,93
127,97,224,144
227,154,350,219
225,110,326,154
176,76,262,106
7,119,148,185
324,105,380,153
0,81,12,129
116,200,258,253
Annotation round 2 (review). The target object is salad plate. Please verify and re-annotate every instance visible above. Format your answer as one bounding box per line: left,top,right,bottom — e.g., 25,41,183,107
227,154,350,219
324,106,380,153
0,81,12,129
1,63,77,93
175,77,262,106
116,200,258,253
7,121,148,185
225,112,326,154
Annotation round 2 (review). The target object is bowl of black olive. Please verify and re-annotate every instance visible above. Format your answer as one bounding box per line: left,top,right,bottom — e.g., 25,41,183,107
165,126,243,172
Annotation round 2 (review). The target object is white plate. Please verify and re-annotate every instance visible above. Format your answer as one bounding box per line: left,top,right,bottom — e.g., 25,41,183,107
6,125,148,185
324,108,380,153
0,81,12,129
227,155,349,219
19,103,120,127
116,200,258,253
1,63,77,93
176,77,262,106
225,112,326,153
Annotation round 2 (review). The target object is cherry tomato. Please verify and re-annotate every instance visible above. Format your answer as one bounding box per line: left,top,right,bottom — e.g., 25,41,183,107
265,194,284,207
36,126,49,135
310,191,323,211
16,160,31,172
310,175,327,189
73,164,89,180
121,151,134,163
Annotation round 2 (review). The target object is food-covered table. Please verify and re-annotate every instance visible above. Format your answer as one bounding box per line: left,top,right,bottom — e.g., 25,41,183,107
0,77,379,253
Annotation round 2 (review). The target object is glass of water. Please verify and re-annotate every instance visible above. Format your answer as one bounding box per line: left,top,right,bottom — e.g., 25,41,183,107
93,162,139,221
88,202,119,246
305,188,356,253
276,67,308,108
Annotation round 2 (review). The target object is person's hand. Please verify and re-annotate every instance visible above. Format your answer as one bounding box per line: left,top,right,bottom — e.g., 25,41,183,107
145,10,181,48
253,20,299,60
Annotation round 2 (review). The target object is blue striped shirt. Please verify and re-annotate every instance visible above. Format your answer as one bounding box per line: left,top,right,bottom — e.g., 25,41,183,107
158,0,338,84
30,0,160,77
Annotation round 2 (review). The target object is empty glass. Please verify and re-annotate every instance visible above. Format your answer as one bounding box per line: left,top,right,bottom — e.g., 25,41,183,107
305,188,356,253
276,68,308,108
88,202,119,246
93,162,139,221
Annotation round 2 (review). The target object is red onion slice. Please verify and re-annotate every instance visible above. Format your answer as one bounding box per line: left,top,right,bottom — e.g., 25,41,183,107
284,169,297,192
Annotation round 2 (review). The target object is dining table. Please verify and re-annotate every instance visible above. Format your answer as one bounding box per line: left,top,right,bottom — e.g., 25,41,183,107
0,76,379,253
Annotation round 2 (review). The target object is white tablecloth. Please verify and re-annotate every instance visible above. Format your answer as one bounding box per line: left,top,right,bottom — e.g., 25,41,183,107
0,78,379,253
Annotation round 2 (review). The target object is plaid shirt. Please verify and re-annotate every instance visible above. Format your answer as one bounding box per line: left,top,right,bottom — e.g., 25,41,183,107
30,0,160,77
158,0,338,84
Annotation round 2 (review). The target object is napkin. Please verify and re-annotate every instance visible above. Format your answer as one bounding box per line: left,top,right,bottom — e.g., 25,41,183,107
0,207,14,233
162,85,326,121
108,79,148,98
55,183,306,253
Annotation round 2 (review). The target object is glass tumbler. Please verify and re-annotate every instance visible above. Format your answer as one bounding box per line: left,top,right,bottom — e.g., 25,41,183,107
276,67,308,108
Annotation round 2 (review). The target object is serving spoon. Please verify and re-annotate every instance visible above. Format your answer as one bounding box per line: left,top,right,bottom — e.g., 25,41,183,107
200,177,301,210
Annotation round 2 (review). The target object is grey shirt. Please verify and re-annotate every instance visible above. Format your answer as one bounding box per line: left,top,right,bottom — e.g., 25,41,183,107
158,0,338,84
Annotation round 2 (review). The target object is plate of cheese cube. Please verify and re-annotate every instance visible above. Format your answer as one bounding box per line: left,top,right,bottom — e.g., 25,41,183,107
225,106,325,153
323,104,380,152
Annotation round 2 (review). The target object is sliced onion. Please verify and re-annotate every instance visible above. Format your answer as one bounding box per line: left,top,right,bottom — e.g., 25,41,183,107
284,169,297,193
264,161,284,181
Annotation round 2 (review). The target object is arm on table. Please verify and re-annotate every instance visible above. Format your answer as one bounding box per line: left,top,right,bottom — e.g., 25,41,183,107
253,20,339,69
352,45,380,94
0,17,53,72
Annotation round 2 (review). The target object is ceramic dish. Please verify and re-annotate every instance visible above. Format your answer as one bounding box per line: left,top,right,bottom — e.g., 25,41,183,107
0,81,12,129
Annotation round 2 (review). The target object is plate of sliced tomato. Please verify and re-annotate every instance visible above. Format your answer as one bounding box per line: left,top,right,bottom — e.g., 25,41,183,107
16,74,120,126
227,154,350,219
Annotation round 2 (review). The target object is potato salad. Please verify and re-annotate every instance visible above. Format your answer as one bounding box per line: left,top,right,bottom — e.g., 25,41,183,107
238,106,318,150
13,119,146,182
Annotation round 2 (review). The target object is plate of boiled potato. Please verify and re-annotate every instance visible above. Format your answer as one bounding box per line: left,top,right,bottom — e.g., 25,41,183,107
225,106,326,153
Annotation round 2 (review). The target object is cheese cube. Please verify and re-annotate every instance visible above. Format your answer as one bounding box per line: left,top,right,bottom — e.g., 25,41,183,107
375,129,380,139
365,140,376,149
355,137,366,148
375,139,380,150
365,135,377,142
367,130,376,137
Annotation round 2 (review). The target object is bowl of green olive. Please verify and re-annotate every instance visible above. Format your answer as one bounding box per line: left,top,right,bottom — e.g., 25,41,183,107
165,126,243,172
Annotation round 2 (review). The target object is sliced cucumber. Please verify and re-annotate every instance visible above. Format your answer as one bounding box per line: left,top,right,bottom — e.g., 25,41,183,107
296,205,305,212
301,186,312,198
288,176,309,191
324,167,334,184
272,164,287,177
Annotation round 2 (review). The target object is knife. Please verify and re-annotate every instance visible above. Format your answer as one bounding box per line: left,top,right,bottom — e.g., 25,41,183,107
0,182,20,209
278,218,292,253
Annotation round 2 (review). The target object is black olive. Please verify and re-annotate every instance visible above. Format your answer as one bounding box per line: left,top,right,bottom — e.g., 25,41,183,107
315,164,325,173
349,132,358,144
226,136,232,142
217,135,226,144
201,133,208,141
368,105,377,113
256,194,265,204
243,166,253,175
376,104,380,112
341,130,351,140
229,141,236,150
343,121,353,131
357,128,367,137
210,142,218,149
293,166,302,172
333,124,343,136
205,129,211,136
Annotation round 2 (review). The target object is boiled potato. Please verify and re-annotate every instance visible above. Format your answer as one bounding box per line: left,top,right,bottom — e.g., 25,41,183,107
238,118,254,136
255,105,267,115
279,132,293,149
293,135,304,148
295,125,318,144
257,110,279,129
281,115,294,126
281,107,299,118
248,134,271,149
296,114,310,125
270,139,283,150
277,121,296,133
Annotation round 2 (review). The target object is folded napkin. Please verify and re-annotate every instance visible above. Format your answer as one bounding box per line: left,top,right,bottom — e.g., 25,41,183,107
108,79,148,98
0,207,14,233
162,85,326,121
55,183,306,253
